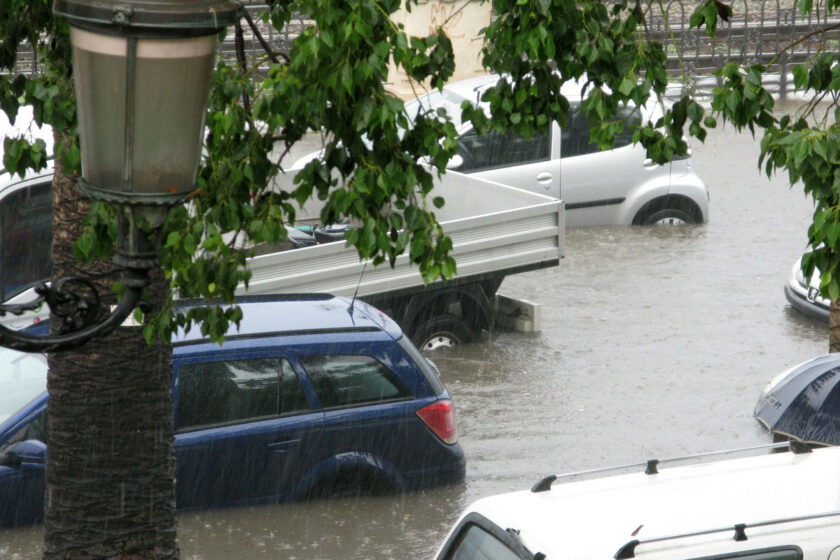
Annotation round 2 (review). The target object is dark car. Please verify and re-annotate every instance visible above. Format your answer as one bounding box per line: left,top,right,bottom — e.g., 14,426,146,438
0,294,465,527
754,353,840,446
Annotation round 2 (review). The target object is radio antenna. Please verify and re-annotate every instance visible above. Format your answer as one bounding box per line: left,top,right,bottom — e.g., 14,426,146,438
347,260,368,315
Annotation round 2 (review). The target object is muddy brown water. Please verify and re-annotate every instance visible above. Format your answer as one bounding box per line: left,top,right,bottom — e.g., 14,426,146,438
0,118,828,559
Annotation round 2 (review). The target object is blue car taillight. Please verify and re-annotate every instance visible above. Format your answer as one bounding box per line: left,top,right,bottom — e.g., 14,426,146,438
417,399,457,444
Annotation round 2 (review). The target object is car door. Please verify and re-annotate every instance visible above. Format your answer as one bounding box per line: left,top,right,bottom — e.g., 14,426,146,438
559,102,664,226
295,351,420,487
173,353,323,509
0,406,48,528
453,122,561,199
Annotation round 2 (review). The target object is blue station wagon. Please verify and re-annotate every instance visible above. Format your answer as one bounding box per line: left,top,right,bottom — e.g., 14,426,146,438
0,294,466,527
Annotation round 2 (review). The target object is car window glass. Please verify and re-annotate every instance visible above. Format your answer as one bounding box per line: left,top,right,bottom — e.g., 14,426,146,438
446,524,522,560
0,409,47,466
279,358,308,414
397,336,445,395
177,358,281,430
0,181,52,301
0,349,47,425
298,354,410,408
687,548,802,560
613,103,643,148
405,89,468,129
456,125,550,172
561,103,597,158
561,102,642,159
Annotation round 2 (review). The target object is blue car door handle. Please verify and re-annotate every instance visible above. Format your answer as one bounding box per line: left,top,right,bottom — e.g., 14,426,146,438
268,438,302,451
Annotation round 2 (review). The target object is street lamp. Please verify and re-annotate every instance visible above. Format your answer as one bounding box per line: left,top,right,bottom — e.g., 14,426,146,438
0,0,241,352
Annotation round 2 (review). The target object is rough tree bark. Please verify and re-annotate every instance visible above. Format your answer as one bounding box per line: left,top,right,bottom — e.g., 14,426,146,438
43,132,178,559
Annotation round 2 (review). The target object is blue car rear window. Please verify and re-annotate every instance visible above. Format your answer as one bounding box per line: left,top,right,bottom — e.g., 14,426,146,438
298,354,410,408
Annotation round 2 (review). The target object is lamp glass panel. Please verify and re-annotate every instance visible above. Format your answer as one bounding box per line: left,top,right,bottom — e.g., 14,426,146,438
70,28,216,199
71,29,126,192
132,36,215,197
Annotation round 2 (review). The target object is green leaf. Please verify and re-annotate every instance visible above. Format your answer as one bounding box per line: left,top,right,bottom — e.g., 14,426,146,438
618,75,636,96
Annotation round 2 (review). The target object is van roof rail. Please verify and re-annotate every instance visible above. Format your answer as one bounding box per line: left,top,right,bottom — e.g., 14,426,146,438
613,509,840,559
531,440,811,493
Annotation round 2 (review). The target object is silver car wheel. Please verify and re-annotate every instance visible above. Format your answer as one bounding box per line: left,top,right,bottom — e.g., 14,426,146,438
651,215,689,225
423,334,458,351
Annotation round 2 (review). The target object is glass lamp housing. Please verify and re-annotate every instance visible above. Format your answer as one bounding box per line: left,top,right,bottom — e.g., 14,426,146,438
72,29,216,206
54,0,240,208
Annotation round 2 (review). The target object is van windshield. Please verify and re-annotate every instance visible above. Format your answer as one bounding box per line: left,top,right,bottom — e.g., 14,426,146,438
404,89,469,130
0,180,52,301
0,349,47,426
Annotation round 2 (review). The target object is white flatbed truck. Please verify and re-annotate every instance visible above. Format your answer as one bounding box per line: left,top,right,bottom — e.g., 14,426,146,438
241,169,564,349
0,167,564,348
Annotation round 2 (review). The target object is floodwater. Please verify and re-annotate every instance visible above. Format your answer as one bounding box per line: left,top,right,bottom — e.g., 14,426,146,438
0,117,828,559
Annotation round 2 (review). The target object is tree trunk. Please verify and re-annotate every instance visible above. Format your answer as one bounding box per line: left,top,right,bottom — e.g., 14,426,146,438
43,135,178,558
830,300,840,353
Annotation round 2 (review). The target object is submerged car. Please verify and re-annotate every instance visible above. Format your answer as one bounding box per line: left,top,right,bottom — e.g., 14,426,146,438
294,75,710,227
405,74,710,227
0,294,465,527
784,256,828,322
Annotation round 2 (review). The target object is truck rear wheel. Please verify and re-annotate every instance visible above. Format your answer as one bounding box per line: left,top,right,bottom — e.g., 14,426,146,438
413,314,473,351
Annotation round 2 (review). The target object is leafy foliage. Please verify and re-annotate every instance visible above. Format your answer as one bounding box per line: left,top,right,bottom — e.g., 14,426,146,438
6,0,840,341
0,0,76,176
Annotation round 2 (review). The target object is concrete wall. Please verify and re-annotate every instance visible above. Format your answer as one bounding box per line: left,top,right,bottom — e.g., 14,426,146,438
387,0,491,99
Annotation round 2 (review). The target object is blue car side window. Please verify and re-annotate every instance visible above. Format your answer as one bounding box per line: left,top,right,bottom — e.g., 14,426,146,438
298,354,410,409
177,357,307,430
279,358,308,415
0,409,47,466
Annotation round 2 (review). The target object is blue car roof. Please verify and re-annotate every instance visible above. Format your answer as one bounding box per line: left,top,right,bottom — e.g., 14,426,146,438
173,294,402,344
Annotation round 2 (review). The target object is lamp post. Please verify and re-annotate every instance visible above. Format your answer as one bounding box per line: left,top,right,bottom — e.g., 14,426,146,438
0,0,240,352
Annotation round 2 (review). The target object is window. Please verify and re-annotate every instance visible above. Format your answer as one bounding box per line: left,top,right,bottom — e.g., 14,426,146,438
405,89,469,129
0,182,52,300
456,125,551,172
446,524,523,560
561,102,642,159
688,547,802,560
298,354,410,408
0,410,47,467
280,359,308,414
398,336,445,395
177,357,307,430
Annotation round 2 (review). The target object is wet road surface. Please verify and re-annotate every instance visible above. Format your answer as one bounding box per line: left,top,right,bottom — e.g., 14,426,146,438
0,117,829,559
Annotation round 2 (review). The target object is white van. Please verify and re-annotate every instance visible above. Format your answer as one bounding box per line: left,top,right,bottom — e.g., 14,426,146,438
435,442,840,560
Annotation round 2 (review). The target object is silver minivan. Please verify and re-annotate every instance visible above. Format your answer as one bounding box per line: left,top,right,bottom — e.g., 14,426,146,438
406,74,710,227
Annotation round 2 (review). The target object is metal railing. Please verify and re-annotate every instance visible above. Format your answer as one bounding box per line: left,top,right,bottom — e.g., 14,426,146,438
9,1,840,98
645,0,840,97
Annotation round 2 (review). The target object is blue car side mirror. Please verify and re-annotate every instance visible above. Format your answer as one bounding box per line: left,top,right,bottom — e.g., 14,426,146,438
9,439,47,465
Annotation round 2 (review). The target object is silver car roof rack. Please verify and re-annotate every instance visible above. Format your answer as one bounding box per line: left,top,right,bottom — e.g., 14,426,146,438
613,510,840,559
531,440,811,493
